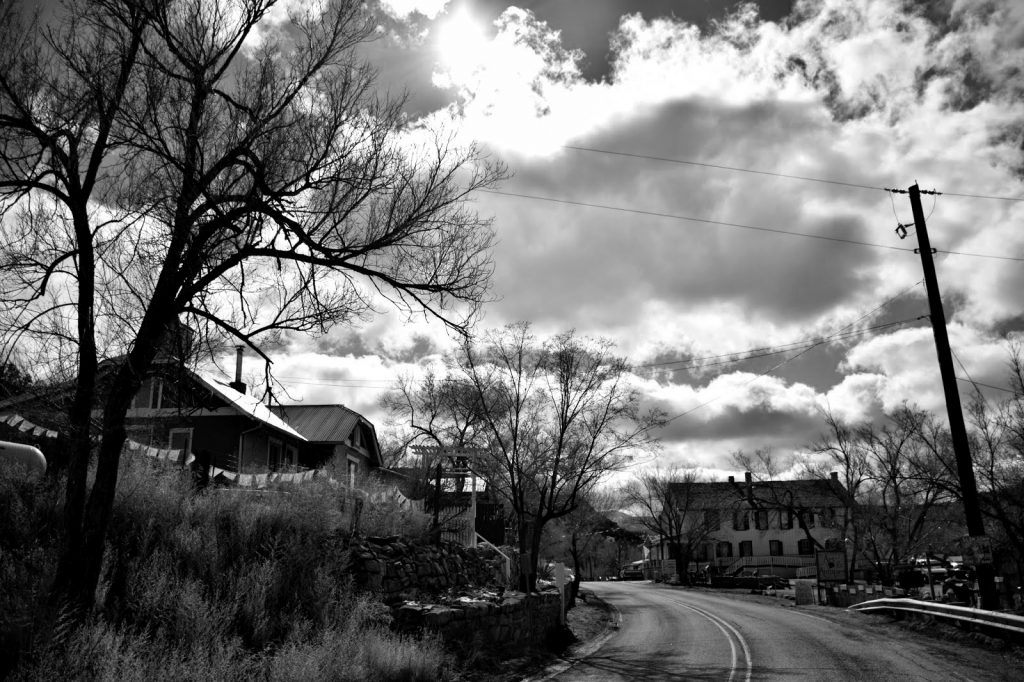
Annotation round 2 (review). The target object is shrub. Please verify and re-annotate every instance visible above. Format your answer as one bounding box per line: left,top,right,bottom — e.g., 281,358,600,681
4,455,454,680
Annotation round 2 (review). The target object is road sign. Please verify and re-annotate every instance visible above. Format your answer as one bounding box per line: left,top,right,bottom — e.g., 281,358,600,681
815,550,847,583
957,535,993,565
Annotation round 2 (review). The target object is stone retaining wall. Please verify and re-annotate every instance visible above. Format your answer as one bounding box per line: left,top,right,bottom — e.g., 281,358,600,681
391,589,563,653
348,536,565,653
348,536,509,600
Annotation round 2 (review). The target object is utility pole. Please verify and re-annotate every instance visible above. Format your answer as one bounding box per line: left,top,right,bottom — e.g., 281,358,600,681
905,183,998,609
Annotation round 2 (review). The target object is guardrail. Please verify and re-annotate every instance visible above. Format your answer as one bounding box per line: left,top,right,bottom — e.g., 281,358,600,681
849,598,1024,642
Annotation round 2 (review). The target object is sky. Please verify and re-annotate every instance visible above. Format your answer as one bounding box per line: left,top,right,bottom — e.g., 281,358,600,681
239,0,1024,480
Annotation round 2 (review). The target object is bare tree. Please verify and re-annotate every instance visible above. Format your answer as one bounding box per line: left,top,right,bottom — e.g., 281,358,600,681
809,406,956,581
0,0,505,610
937,345,1024,582
385,323,663,590
623,465,714,584
808,408,869,577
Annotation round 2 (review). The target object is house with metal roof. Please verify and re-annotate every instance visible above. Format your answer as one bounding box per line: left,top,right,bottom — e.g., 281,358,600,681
269,404,383,487
0,341,382,484
125,364,309,474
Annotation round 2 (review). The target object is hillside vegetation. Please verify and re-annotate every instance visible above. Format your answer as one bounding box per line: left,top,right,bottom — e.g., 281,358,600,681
1,457,451,681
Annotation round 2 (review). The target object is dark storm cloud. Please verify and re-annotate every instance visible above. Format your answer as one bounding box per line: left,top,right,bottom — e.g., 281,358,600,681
660,401,823,444
488,95,885,331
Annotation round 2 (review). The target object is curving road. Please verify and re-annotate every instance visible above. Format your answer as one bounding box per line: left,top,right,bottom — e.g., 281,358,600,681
549,581,1016,681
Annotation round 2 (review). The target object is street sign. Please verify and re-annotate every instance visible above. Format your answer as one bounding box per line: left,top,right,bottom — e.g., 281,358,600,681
956,535,993,565
815,550,847,583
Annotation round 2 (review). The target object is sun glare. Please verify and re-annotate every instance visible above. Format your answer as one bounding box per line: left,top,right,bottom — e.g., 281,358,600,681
435,7,489,74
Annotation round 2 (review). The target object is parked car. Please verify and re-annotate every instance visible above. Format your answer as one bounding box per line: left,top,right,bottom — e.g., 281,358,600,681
619,563,644,580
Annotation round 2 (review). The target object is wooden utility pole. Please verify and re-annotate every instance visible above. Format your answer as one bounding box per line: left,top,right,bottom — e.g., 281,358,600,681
907,183,998,609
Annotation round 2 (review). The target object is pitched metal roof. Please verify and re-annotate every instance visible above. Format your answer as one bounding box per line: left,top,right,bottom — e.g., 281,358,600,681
194,372,306,441
268,404,365,443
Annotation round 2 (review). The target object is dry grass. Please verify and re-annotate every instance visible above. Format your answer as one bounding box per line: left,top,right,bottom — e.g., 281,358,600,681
1,456,453,681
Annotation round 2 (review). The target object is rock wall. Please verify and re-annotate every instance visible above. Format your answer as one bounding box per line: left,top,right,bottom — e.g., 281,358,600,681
392,590,564,654
348,536,564,654
348,536,509,600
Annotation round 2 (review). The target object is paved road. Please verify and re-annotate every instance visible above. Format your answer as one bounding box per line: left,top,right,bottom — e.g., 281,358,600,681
549,581,1015,681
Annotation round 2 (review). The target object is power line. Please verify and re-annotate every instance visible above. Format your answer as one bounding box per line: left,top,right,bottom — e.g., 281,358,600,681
480,189,914,252
939,190,1024,203
564,144,1024,203
936,249,1024,263
955,377,1019,396
563,145,889,192
641,281,924,371
483,189,1024,262
649,318,925,375
660,315,927,426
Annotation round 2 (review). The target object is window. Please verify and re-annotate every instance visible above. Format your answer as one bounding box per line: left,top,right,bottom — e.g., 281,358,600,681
284,445,298,469
821,507,836,527
149,379,164,409
704,509,720,531
797,538,815,556
716,541,733,558
739,540,753,557
801,510,815,528
168,428,193,465
268,438,283,471
733,510,749,531
769,540,783,556
755,509,769,530
779,510,793,530
347,457,359,488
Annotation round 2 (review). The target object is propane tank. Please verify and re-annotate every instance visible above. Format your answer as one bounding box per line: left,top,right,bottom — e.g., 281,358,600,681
0,440,47,479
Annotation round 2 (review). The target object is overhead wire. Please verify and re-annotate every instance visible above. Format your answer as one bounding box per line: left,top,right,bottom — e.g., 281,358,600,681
479,189,914,253
640,280,924,372
563,144,1024,202
563,144,889,192
661,315,927,426
645,318,923,375
482,189,1024,262
659,281,928,425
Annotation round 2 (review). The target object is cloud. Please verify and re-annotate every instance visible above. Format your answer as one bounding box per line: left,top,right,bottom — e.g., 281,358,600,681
234,1,1024,473
378,0,451,21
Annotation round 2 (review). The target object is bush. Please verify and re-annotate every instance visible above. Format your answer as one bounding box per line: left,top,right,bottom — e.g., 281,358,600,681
3,455,453,680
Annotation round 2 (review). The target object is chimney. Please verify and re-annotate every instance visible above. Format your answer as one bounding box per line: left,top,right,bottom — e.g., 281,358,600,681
745,471,753,503
830,471,839,483
727,475,735,483
229,346,247,394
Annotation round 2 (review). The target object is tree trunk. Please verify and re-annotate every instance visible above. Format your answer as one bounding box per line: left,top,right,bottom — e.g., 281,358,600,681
51,317,164,610
50,207,98,613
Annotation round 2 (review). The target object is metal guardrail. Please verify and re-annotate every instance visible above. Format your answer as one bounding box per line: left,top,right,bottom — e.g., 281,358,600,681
849,598,1024,640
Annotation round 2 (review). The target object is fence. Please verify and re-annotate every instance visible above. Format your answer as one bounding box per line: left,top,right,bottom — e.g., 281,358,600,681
848,597,1024,643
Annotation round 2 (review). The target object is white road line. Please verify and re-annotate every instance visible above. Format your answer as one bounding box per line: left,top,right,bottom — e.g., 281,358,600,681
670,597,753,682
